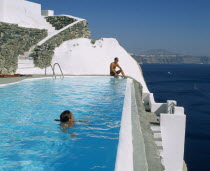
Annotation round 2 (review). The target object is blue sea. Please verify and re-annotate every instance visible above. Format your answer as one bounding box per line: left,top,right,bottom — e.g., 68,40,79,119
141,64,210,171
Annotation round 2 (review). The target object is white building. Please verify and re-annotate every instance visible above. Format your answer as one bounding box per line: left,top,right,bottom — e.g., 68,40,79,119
0,0,55,32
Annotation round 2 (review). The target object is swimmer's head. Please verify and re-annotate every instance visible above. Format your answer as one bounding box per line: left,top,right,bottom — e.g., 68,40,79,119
60,110,73,122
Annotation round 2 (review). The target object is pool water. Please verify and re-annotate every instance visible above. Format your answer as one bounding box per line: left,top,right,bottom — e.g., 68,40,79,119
0,77,127,171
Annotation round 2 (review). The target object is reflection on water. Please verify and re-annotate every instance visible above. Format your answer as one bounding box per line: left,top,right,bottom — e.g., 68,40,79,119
0,77,126,170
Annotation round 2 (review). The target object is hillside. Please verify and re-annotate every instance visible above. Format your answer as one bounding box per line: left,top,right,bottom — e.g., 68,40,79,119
132,49,210,64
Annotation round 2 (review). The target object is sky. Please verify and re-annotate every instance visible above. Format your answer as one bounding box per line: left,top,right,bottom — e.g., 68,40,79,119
31,0,210,56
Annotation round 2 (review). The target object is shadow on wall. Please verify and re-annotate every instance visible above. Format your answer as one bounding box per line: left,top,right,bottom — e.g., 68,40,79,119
143,93,167,115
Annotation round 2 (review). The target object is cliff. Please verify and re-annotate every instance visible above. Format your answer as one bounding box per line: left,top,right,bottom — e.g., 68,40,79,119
132,49,210,64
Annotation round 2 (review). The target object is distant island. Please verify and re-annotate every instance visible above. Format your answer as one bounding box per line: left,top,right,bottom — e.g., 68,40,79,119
131,49,210,64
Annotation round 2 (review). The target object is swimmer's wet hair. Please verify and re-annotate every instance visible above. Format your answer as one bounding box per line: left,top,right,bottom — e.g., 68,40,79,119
60,110,72,122
54,110,72,122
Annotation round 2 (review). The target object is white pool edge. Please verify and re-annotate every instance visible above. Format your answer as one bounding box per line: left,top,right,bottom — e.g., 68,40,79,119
0,76,117,87
115,78,133,171
0,77,52,87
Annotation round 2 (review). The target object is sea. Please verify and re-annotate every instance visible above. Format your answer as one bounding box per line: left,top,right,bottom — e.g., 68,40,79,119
141,64,210,171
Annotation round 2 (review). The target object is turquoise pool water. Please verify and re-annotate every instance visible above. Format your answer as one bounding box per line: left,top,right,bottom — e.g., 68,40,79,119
0,77,127,171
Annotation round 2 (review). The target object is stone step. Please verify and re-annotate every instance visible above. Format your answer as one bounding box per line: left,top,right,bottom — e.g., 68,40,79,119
152,130,161,134
18,63,34,66
18,57,34,60
18,57,35,69
155,141,162,147
18,63,34,67
42,16,56,34
153,132,161,139
158,149,164,157
151,125,161,132
154,137,162,141
16,67,52,75
18,60,34,64
161,158,165,166
18,66,35,69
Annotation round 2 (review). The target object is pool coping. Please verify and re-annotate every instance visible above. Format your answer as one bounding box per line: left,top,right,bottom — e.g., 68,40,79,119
0,75,116,86
115,79,133,171
115,78,164,171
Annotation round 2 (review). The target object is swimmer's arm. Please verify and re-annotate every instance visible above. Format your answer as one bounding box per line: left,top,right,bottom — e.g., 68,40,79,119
77,120,91,126
77,120,87,123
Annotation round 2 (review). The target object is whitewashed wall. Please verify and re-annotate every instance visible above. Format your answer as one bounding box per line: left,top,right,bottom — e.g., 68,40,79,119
0,0,40,25
0,0,53,30
160,112,186,171
0,0,6,21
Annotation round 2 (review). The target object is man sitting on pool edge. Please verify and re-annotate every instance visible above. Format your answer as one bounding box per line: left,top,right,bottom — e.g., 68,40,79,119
110,57,127,78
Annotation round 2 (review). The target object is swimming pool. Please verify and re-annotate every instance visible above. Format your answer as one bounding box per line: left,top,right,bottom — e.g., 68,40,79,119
0,77,127,171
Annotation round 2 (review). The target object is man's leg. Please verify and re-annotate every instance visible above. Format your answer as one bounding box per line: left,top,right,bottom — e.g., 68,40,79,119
116,70,121,74
117,70,126,78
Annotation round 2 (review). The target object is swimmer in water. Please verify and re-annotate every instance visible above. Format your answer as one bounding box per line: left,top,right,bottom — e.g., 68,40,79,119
55,110,90,138
60,110,75,122
55,110,76,138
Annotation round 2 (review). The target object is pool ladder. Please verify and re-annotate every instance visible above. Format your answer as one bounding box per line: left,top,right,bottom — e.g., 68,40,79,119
45,63,64,79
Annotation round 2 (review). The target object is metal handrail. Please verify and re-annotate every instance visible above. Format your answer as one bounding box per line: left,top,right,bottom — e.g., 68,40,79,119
45,64,56,79
53,63,64,79
45,63,64,79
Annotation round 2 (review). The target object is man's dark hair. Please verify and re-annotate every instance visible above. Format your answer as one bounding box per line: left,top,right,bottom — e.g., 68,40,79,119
114,57,118,61
60,110,72,122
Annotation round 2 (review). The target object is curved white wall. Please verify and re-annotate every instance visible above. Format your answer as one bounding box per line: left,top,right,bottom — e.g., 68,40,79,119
52,38,149,93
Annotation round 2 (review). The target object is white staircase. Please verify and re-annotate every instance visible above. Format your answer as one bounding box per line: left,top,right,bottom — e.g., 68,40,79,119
16,57,47,75
18,58,34,69
151,125,165,167
16,15,56,74
16,47,44,74
16,49,36,74
41,16,56,35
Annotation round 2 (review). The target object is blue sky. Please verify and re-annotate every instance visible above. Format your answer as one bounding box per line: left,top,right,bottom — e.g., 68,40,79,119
32,0,210,55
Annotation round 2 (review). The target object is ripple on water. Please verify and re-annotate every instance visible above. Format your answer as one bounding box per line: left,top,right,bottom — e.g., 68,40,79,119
0,77,126,170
